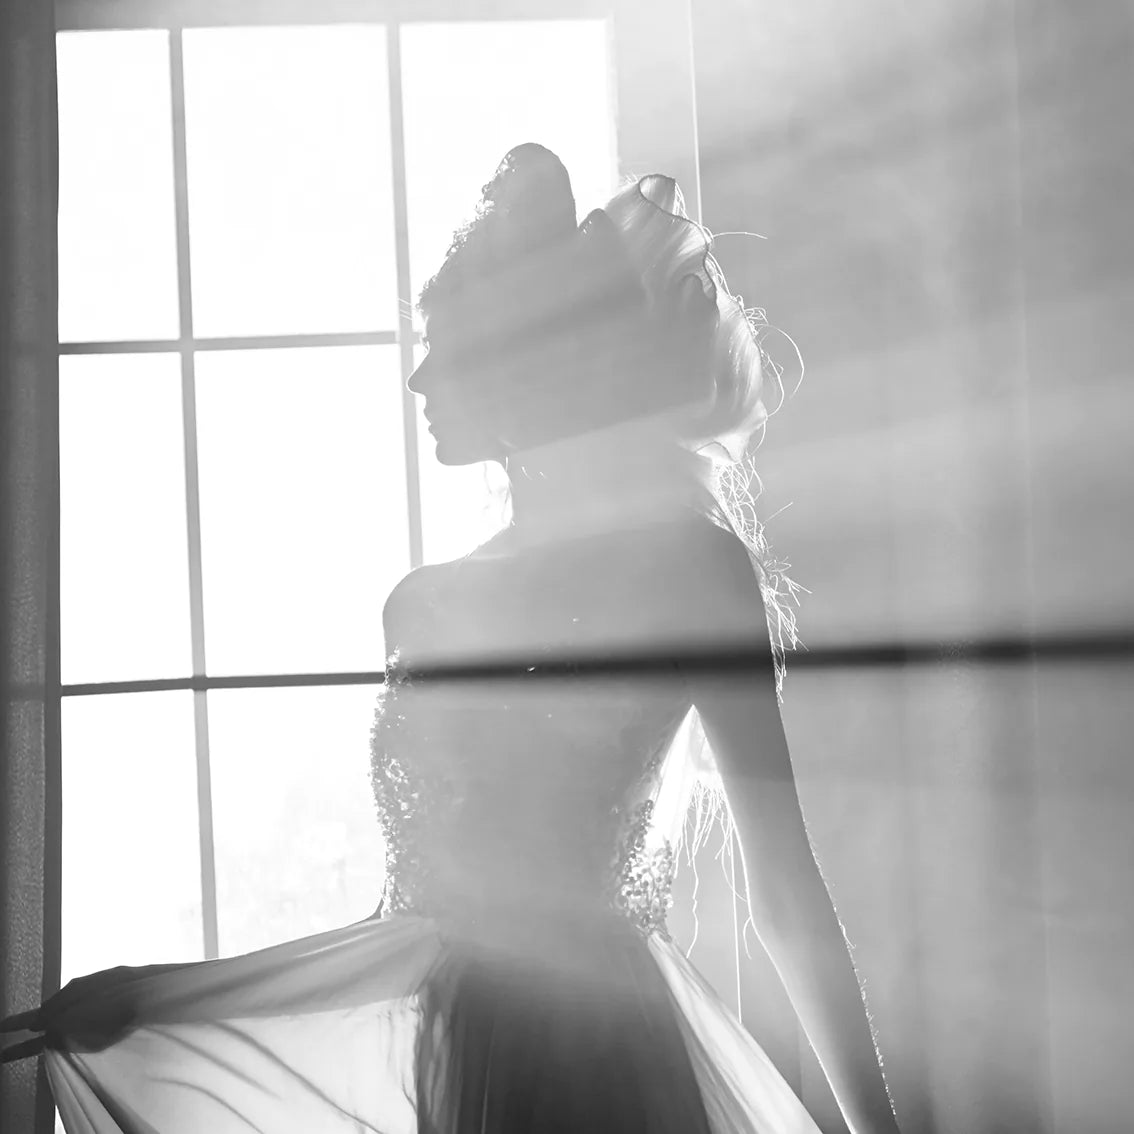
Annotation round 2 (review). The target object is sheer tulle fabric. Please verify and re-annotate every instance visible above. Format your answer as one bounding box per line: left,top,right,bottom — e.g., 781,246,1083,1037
43,912,818,1134
41,517,818,1133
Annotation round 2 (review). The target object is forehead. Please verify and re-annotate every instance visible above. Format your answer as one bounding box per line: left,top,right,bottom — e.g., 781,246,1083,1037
421,290,506,349
420,296,475,338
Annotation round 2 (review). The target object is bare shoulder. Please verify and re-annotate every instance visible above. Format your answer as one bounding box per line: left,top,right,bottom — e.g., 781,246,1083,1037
381,562,447,652
646,512,767,636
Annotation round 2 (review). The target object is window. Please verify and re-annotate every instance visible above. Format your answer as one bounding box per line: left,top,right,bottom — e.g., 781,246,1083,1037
55,0,698,978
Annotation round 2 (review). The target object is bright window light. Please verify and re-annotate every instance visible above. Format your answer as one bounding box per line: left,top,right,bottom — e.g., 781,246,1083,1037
194,345,407,676
208,685,386,957
60,353,192,685
62,692,202,981
56,30,180,342
182,25,398,337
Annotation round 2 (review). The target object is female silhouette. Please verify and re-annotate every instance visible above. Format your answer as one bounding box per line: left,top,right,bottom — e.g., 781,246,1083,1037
3,144,898,1134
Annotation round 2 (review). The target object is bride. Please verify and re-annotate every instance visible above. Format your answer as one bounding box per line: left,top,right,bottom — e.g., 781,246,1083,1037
2,143,898,1134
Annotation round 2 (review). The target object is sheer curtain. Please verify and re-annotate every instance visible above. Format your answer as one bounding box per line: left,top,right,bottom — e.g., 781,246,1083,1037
0,0,60,1131
691,2,1134,1132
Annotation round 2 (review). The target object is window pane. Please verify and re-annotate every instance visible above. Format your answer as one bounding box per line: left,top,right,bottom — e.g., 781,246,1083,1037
208,685,386,956
401,20,617,307
60,354,192,685
412,344,510,565
417,405,510,565
182,26,397,337
56,30,180,342
195,346,406,675
62,691,202,982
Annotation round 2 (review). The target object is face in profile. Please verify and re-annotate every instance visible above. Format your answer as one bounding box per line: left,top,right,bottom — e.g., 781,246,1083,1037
408,257,719,468
408,307,634,468
408,274,618,468
407,305,523,467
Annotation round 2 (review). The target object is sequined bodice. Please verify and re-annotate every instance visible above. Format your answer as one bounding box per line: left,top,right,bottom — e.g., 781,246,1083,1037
369,531,697,940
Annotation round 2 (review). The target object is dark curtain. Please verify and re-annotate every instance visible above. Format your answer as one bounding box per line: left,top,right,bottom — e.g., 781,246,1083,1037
0,0,60,1131
687,2,1134,1132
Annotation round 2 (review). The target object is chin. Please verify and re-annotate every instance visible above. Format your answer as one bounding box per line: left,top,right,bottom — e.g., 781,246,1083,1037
431,432,494,467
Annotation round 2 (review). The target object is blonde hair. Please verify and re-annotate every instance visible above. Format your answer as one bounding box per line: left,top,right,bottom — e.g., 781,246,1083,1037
600,174,801,465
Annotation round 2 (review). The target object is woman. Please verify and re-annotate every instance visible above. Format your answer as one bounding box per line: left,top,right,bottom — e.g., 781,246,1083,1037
2,144,898,1134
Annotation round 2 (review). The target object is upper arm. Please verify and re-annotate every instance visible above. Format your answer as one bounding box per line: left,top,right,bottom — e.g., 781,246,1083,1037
673,521,788,783
673,522,816,911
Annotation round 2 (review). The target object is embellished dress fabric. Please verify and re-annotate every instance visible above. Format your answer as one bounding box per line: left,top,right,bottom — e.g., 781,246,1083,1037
40,533,819,1134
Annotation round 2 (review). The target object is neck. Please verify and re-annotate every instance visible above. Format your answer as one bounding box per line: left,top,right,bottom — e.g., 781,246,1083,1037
502,424,711,546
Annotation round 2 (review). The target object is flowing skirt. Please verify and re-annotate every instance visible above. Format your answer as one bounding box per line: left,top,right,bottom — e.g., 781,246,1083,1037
38,911,819,1133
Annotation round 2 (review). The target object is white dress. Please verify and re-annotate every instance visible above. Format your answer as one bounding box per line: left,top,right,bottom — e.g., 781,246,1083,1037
39,518,820,1134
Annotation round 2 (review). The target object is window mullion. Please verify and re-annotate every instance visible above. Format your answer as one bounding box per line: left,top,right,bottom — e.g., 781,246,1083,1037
59,331,400,355
386,23,424,571
169,27,219,961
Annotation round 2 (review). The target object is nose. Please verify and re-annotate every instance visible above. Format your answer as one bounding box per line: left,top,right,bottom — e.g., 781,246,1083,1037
406,353,431,394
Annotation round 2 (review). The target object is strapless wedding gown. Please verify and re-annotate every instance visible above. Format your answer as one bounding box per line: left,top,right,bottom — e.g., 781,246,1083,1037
37,547,820,1134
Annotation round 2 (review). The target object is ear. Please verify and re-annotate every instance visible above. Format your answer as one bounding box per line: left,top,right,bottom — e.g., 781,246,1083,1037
677,271,716,312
